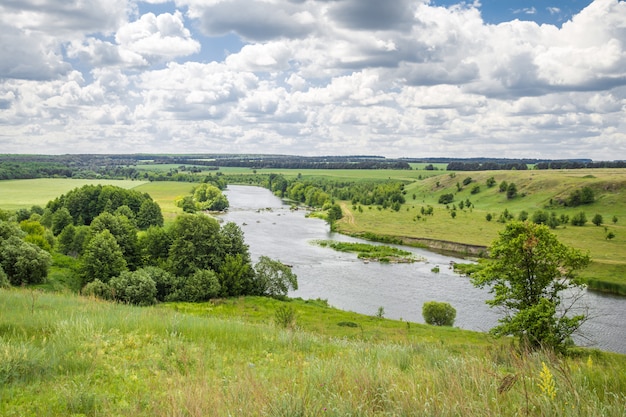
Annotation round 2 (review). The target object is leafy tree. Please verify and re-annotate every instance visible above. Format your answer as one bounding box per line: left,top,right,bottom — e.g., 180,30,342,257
532,210,548,225
486,177,496,188
109,270,158,306
471,221,590,352
327,204,343,223
438,193,454,204
547,212,560,229
138,226,171,267
80,230,127,285
139,266,175,302
462,177,472,186
0,236,51,285
90,212,140,268
52,207,73,235
570,211,587,226
517,210,528,222
167,269,221,302
499,180,508,193
471,184,480,194
217,253,254,297
506,182,518,199
592,214,603,226
566,186,594,207
253,256,298,297
422,301,456,326
485,213,493,222
167,213,221,277
136,200,164,229
612,215,618,224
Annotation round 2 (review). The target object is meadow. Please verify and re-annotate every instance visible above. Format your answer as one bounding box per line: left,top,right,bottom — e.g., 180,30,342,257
1,288,624,416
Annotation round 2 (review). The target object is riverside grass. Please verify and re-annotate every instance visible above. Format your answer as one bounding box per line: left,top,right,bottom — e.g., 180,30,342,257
1,289,625,417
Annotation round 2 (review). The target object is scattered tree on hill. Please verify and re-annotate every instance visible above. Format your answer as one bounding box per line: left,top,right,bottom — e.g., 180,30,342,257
506,183,518,199
612,215,618,224
570,211,587,226
566,187,594,207
499,180,508,193
592,214,603,226
438,193,454,204
486,177,496,188
472,221,590,352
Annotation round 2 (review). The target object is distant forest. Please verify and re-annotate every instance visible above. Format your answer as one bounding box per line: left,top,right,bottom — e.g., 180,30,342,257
0,154,624,181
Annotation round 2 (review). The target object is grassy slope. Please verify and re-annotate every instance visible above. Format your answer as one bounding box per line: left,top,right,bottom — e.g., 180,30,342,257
1,289,624,416
331,169,626,290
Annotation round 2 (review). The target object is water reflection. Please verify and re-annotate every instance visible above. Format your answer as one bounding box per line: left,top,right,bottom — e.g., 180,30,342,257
220,185,626,354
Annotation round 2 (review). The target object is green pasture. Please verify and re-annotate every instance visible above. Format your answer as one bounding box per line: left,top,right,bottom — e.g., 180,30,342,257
1,289,624,416
0,178,146,211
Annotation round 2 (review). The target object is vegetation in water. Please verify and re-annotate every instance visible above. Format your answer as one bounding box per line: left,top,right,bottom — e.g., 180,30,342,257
315,240,421,263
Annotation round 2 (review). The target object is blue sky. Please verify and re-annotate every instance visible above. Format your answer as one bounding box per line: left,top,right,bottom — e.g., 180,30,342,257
0,0,624,160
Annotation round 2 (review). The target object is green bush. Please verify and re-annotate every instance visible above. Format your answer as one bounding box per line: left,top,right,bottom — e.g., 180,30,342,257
109,270,157,306
274,304,297,329
422,301,456,326
438,193,454,204
81,279,113,300
167,269,220,302
571,211,587,226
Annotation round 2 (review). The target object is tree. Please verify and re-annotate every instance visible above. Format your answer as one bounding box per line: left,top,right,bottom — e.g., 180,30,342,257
506,182,518,199
136,199,164,229
52,207,73,235
167,213,221,277
471,221,590,352
592,214,603,226
253,256,298,297
486,177,496,188
217,253,254,297
422,301,456,326
570,211,587,226
90,212,140,269
138,226,171,267
438,193,454,204
0,236,51,285
80,230,127,285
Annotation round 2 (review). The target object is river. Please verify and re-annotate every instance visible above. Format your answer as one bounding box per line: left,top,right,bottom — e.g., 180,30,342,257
219,185,626,354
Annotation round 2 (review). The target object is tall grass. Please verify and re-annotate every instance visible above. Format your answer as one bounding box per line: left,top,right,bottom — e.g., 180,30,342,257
1,289,624,416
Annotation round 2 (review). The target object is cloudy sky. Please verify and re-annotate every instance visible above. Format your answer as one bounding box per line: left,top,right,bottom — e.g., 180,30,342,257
1,0,625,160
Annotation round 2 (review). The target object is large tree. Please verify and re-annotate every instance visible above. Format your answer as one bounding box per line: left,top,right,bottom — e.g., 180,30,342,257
167,213,221,277
471,221,590,352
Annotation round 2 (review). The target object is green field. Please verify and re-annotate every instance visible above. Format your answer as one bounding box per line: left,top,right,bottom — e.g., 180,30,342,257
1,289,624,416
0,178,147,211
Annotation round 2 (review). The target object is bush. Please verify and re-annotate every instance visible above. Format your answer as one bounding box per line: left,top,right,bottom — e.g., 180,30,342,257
592,214,603,226
571,211,587,226
422,301,456,326
0,266,9,289
167,269,220,302
81,279,113,300
274,304,297,329
438,193,454,204
109,270,157,306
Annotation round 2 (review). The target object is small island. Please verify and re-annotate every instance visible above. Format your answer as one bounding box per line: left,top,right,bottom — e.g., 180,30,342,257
315,240,423,263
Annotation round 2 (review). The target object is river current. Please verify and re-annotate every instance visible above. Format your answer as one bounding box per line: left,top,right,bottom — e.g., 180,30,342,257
219,185,626,354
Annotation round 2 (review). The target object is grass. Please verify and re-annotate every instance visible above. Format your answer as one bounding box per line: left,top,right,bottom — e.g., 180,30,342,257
1,289,624,416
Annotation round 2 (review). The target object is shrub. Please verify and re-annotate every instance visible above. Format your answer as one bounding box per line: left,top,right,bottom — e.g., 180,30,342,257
532,210,548,225
438,193,454,204
81,279,113,300
571,211,587,226
0,266,9,289
592,214,603,226
167,269,220,302
274,304,297,329
109,270,157,306
422,301,456,326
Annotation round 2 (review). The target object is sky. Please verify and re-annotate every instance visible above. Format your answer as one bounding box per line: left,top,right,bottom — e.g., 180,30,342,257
0,0,625,160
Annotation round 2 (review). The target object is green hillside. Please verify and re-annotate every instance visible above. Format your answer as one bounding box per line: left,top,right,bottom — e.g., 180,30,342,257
1,289,624,416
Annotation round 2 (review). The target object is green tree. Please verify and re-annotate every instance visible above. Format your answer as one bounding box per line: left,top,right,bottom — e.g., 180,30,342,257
217,253,254,297
471,221,590,352
138,226,172,267
90,212,140,268
592,214,603,226
0,236,51,285
422,301,456,326
486,177,496,188
52,207,73,235
506,182,518,199
570,211,587,226
253,256,298,297
136,199,164,229
167,213,221,277
80,230,127,285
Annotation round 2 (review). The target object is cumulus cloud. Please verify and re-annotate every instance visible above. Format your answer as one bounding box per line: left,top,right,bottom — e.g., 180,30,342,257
0,0,625,159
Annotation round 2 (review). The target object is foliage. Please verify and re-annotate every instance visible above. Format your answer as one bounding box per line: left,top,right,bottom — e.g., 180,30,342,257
253,256,298,297
79,230,127,285
167,213,221,277
81,278,113,300
109,270,158,306
0,265,9,288
570,211,587,226
217,254,254,297
506,182,518,199
167,269,221,302
0,235,51,285
438,193,454,204
274,304,297,329
422,301,456,326
316,240,416,263
566,186,595,207
592,213,603,226
175,183,229,213
472,221,590,352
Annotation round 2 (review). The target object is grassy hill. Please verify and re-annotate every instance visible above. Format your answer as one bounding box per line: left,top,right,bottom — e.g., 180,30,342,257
330,169,626,293
1,289,624,416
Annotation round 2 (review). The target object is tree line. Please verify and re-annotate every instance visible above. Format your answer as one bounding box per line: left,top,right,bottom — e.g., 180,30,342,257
0,185,297,306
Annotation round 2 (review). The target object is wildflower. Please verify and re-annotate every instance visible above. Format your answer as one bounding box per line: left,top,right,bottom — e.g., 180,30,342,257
538,362,556,400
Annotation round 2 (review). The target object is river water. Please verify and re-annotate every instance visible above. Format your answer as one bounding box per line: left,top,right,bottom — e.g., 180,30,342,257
220,185,626,354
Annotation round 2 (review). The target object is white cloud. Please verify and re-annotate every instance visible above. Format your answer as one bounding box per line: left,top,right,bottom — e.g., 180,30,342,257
0,0,625,159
